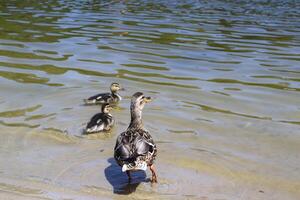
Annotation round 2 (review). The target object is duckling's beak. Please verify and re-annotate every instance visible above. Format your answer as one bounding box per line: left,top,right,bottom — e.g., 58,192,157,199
119,87,125,91
143,96,152,103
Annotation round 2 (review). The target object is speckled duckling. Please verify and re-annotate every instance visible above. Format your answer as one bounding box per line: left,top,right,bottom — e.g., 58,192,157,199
84,83,122,105
114,92,157,183
85,103,114,134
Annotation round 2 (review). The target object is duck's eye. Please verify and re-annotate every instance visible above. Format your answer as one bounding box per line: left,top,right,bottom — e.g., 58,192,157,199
139,96,145,105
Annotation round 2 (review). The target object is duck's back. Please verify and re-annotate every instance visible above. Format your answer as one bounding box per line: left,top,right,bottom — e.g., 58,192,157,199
114,128,157,166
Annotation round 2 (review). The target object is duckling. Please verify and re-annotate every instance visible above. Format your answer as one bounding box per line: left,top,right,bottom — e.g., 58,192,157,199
84,83,122,105
85,103,114,134
114,92,157,183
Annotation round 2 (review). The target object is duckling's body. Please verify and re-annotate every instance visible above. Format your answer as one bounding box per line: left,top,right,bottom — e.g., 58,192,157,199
85,92,121,105
84,83,122,105
114,92,157,182
85,104,114,134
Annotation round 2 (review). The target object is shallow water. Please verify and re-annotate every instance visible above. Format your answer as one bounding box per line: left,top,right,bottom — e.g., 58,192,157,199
0,0,300,199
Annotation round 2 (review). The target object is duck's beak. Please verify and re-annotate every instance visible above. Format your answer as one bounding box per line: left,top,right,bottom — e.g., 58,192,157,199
119,87,125,91
143,96,152,103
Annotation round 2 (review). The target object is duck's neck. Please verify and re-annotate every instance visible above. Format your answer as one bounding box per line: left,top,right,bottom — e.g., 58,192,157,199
111,91,119,99
111,89,118,94
128,105,143,129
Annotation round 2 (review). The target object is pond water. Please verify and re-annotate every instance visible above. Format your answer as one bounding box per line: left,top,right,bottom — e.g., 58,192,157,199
0,0,300,199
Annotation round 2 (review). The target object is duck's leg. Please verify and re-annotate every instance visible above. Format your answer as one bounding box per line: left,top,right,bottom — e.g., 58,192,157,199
126,171,132,182
149,164,157,183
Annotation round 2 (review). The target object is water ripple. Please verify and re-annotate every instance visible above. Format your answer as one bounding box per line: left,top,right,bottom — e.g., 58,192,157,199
0,1,300,198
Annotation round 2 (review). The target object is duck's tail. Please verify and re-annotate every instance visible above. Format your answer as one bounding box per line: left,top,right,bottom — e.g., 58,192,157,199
122,160,147,172
83,99,96,105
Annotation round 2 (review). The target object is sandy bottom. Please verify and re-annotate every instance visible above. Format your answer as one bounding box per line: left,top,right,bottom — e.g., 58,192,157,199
0,124,299,200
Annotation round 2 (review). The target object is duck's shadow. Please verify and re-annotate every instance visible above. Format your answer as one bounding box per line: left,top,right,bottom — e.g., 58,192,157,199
104,158,149,195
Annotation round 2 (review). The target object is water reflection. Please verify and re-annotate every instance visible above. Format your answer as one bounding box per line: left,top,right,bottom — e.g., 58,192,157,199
104,158,147,195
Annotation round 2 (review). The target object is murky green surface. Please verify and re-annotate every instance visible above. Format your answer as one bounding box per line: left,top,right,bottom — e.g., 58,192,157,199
0,0,300,199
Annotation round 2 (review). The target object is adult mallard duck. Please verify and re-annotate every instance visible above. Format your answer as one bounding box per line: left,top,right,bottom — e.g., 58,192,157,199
84,83,122,105
85,103,114,134
114,92,157,183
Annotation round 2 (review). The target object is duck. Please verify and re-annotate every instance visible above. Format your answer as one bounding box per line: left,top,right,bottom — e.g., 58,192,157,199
85,103,114,134
114,92,157,183
84,83,122,105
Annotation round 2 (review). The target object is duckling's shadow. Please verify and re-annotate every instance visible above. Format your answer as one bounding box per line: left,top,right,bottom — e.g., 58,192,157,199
104,158,149,195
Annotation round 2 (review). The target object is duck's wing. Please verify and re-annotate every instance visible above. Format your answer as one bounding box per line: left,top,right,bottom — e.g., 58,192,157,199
114,132,132,162
134,130,156,157
85,113,106,133
84,92,111,104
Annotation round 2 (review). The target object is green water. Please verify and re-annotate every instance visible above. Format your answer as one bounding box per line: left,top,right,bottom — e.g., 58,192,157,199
0,0,300,199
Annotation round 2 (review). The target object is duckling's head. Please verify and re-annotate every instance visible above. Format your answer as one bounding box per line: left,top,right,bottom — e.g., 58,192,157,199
131,92,152,111
102,103,113,114
110,83,122,93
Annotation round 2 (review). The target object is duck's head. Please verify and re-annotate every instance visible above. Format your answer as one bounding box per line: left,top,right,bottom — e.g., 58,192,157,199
131,92,152,111
102,103,113,113
129,92,152,128
110,83,122,93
